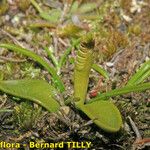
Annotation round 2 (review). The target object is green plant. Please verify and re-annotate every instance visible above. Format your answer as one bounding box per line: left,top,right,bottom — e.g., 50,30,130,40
44,38,80,74
13,102,41,130
0,36,150,132
0,43,65,92
30,0,61,23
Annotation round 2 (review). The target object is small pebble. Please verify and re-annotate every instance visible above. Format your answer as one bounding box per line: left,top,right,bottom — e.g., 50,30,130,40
106,62,114,67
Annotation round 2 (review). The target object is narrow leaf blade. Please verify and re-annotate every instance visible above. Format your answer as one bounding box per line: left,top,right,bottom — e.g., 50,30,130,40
89,82,150,103
127,60,150,85
0,80,60,112
0,43,65,92
92,63,109,79
58,39,80,69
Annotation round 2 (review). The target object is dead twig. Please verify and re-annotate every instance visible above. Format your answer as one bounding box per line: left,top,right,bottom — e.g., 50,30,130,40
0,56,26,63
0,94,7,108
128,116,150,150
0,29,24,48
128,116,142,140
59,0,72,23
58,38,69,47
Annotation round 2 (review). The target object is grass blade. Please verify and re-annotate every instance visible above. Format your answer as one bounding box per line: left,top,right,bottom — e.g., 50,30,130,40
0,109,13,113
92,64,109,79
88,82,150,103
44,46,58,68
30,0,42,13
136,69,150,84
127,60,150,85
0,43,65,92
58,39,80,70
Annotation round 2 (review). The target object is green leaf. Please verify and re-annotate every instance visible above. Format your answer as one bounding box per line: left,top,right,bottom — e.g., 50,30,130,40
44,46,58,68
31,0,61,23
78,3,97,14
30,0,43,13
58,39,80,70
70,1,79,14
92,63,109,79
0,43,65,92
0,80,60,112
40,10,61,23
127,60,150,85
89,82,150,103
78,100,122,132
74,34,95,105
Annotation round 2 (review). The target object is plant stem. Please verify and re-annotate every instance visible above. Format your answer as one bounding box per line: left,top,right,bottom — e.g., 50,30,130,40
30,0,43,13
